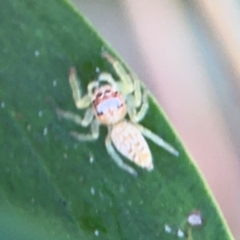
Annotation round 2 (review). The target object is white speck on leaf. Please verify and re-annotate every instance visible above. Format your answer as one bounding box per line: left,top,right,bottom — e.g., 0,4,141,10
164,224,171,233
96,67,100,73
43,127,48,136
31,198,35,204
188,211,203,226
27,125,31,131
1,102,5,108
89,156,94,164
53,80,57,87
34,50,40,57
94,230,99,237
177,229,184,238
91,187,95,195
38,111,43,117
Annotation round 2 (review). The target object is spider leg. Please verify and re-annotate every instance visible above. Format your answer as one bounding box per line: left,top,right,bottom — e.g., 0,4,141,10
102,52,134,95
97,72,117,90
56,108,94,127
129,72,143,108
70,119,100,141
69,67,92,109
56,108,98,141
105,134,137,176
135,123,179,156
102,52,149,122
127,87,149,123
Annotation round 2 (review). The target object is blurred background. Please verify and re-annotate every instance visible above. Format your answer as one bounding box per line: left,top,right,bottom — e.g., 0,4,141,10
71,0,240,238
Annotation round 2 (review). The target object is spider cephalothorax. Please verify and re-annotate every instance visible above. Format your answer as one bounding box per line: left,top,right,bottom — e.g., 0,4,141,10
56,52,178,176
92,85,127,125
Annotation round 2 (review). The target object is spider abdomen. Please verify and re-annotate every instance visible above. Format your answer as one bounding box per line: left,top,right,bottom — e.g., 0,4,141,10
110,121,153,171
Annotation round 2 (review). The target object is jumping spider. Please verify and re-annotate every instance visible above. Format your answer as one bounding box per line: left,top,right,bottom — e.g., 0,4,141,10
56,52,178,176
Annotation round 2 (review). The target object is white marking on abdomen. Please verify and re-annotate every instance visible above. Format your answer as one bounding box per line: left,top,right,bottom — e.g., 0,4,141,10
111,121,153,170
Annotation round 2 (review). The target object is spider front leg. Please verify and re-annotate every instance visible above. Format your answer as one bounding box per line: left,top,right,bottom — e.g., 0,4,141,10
69,67,92,109
56,108,94,127
105,134,137,176
102,52,147,116
136,123,179,157
97,72,117,90
102,52,134,96
56,108,99,141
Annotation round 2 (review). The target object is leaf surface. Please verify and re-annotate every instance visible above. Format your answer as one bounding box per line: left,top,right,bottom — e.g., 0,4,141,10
0,1,233,239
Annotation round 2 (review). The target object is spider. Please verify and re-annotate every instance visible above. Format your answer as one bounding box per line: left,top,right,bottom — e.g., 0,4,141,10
56,52,179,176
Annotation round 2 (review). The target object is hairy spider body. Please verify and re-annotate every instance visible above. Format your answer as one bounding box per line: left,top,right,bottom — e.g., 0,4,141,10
110,121,153,171
56,52,178,176
91,82,153,171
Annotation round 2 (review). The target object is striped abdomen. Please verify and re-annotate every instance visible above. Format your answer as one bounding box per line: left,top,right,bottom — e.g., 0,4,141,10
110,121,153,170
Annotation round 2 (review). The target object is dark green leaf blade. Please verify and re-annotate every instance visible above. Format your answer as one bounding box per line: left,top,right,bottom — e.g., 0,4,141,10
0,1,233,239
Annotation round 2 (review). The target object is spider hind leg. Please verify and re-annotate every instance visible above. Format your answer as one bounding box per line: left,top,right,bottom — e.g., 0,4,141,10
105,134,137,176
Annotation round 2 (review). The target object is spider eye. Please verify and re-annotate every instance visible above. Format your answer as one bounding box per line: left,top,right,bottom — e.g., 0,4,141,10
96,92,103,98
97,111,103,116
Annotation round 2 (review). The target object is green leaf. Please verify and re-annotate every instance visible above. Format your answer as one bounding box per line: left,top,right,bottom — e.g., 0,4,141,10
0,1,233,239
